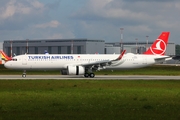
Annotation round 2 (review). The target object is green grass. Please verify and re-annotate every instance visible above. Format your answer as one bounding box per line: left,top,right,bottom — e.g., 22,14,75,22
96,65,180,75
0,80,180,120
0,64,180,119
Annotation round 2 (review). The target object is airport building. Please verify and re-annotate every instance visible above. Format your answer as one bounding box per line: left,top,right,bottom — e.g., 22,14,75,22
105,42,175,55
3,39,175,56
0,42,3,50
3,39,105,56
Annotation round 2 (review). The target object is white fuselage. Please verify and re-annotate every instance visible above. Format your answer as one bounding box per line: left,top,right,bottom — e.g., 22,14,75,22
4,53,167,70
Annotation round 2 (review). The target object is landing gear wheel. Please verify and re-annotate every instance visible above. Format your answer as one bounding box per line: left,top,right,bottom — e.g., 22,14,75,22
89,73,95,78
22,74,26,78
84,73,89,78
22,70,26,78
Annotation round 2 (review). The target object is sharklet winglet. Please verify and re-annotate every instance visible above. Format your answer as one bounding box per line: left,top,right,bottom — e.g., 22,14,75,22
116,50,126,60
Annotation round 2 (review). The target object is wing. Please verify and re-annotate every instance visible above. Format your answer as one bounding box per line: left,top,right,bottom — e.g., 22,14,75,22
76,50,126,68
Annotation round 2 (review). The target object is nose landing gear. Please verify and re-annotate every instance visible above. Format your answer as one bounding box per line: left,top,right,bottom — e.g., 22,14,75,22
22,70,26,78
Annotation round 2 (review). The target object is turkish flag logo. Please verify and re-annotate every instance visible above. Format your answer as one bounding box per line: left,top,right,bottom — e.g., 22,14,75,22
150,39,166,55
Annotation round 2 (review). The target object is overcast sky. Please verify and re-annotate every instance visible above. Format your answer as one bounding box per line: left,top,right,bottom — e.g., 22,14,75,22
0,0,180,44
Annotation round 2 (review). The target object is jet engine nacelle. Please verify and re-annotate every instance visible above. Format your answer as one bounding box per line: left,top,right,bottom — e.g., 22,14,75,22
67,65,85,75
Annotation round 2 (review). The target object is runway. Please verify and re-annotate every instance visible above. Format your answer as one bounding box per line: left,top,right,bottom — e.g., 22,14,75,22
0,75,180,80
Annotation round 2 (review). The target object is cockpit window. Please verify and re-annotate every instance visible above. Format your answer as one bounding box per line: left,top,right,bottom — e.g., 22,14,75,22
11,59,17,61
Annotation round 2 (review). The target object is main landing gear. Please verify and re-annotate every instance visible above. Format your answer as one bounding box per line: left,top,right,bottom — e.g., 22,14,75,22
84,73,95,78
21,70,95,78
22,70,26,78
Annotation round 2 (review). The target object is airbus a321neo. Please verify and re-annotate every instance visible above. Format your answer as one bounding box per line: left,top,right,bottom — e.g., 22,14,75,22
1,32,171,78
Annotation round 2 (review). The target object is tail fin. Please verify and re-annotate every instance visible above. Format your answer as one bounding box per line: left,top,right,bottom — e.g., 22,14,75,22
143,32,170,55
0,50,12,64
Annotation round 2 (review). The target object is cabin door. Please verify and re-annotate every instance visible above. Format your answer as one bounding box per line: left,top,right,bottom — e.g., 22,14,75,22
22,56,27,65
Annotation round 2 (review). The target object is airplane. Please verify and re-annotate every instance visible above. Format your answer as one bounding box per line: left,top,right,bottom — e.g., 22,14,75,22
2,31,171,78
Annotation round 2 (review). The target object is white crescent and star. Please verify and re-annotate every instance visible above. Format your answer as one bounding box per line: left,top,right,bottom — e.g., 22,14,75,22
150,39,166,55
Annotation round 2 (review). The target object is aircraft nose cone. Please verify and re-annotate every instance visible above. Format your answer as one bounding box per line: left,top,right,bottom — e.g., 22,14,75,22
4,62,11,69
